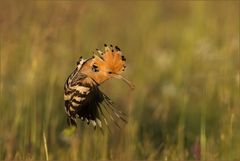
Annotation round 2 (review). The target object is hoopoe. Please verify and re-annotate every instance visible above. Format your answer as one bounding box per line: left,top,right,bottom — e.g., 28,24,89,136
64,44,134,130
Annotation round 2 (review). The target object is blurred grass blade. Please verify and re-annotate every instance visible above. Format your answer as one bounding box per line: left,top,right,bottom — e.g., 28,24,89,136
43,132,49,161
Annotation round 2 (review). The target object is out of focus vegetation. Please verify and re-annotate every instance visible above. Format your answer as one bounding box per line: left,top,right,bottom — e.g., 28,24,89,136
0,1,239,160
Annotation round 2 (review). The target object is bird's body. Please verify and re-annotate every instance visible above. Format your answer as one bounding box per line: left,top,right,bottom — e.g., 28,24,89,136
64,44,134,129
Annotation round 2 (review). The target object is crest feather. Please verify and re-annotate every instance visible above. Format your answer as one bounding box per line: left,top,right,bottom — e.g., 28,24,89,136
94,44,126,74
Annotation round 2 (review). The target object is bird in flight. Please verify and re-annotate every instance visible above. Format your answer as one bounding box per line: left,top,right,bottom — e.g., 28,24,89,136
64,44,134,130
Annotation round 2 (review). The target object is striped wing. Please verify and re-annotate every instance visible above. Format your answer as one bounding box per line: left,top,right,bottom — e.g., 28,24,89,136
64,57,126,129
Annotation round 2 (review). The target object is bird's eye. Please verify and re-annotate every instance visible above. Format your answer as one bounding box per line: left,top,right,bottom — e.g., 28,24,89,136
108,71,112,74
92,64,99,72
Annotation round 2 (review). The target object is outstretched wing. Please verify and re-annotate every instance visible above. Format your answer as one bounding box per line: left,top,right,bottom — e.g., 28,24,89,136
64,65,126,129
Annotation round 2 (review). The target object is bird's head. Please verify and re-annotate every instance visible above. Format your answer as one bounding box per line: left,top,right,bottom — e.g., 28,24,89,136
79,44,134,89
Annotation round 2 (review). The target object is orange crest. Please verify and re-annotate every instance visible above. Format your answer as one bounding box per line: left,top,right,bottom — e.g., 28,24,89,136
95,44,125,75
80,44,134,89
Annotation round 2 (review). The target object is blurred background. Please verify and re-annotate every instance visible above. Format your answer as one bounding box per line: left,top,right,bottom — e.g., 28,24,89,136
0,1,239,160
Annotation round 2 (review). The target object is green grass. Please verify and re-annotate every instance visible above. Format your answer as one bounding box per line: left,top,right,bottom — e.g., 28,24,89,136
0,1,239,160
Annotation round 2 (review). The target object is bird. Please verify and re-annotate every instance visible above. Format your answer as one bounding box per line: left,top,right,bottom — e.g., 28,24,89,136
64,44,134,130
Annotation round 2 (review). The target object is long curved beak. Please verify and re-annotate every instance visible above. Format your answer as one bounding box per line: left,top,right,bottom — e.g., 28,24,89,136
112,74,135,90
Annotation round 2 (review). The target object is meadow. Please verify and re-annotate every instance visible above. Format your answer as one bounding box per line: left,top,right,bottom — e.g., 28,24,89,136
0,1,239,160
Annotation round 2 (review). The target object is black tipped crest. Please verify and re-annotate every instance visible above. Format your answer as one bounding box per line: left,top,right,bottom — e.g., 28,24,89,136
121,55,126,61
115,46,121,51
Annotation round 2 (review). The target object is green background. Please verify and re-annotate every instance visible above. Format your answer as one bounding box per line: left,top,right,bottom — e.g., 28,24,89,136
0,1,239,160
